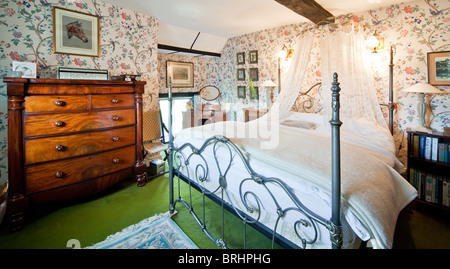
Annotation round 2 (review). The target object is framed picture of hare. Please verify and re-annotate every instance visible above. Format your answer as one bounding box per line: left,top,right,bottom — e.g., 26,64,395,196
53,7,100,57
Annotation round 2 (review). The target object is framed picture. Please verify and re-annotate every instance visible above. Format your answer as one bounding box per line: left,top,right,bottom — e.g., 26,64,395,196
427,51,450,86
166,61,194,88
249,68,259,81
53,7,100,57
12,61,37,78
237,86,246,98
237,68,245,81
250,86,259,100
237,52,245,65
249,50,258,64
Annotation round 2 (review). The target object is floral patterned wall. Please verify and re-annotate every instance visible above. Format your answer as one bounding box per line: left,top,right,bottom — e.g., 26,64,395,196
163,0,449,164
0,0,159,184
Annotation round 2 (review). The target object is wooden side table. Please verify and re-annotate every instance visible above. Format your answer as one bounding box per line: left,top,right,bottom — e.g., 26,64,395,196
243,108,269,122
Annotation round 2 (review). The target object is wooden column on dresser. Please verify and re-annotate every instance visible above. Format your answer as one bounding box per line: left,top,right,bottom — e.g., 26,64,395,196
4,78,147,231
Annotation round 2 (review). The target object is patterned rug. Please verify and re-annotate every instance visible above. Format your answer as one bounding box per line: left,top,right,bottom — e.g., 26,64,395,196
85,212,197,249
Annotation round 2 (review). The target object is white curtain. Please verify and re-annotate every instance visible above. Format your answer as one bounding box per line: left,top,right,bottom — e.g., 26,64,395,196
320,27,387,128
268,31,314,120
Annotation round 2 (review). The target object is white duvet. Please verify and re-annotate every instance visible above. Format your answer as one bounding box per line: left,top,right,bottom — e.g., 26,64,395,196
173,112,417,249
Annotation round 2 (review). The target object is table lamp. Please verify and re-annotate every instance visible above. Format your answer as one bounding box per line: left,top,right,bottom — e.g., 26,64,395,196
402,83,445,133
260,80,277,109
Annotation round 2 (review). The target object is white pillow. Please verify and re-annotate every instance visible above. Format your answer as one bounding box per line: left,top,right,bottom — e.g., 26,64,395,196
281,120,316,129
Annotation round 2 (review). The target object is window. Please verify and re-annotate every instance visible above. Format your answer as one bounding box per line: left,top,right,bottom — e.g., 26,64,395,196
159,93,197,139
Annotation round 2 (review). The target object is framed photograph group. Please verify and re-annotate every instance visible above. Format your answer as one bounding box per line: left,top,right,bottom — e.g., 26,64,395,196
427,51,450,86
166,61,194,88
53,7,100,57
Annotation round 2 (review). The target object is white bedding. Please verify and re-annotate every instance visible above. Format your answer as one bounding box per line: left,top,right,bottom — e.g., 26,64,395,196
173,112,417,249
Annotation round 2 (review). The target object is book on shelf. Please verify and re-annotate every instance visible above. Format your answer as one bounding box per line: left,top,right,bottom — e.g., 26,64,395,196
413,134,449,164
409,168,449,207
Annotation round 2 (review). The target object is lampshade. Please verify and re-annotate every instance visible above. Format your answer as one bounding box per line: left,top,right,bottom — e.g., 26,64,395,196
366,35,380,49
402,83,444,94
278,49,288,59
260,80,277,87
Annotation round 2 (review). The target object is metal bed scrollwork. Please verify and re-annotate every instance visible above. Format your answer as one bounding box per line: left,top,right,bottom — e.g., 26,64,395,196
167,73,343,249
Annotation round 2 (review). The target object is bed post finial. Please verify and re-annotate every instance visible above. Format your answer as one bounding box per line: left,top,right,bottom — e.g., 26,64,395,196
329,72,343,249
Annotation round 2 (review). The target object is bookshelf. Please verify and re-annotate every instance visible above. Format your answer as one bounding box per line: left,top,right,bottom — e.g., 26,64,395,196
406,130,450,216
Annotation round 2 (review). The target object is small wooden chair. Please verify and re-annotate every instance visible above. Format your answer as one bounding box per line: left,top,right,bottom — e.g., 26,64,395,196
143,110,168,164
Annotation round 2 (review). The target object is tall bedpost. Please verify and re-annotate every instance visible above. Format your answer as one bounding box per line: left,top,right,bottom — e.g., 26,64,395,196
329,72,343,249
388,46,394,135
168,77,175,215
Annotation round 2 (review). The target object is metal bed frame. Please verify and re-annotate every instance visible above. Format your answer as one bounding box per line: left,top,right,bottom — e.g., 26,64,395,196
165,46,396,249
167,73,343,249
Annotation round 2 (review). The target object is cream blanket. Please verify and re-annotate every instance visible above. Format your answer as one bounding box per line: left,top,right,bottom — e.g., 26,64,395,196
174,113,417,249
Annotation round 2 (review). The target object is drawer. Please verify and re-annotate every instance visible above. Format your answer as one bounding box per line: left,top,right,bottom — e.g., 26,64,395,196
25,146,135,193
91,94,134,109
25,108,135,137
25,126,136,164
25,95,88,112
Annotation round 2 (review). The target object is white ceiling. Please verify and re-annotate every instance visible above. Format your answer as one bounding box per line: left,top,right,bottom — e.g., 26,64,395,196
101,0,416,56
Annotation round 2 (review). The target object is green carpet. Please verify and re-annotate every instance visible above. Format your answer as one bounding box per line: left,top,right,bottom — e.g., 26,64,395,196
0,173,276,249
1,172,448,249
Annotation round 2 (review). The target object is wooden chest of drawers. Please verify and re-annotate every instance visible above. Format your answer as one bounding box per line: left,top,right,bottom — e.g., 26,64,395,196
4,78,147,231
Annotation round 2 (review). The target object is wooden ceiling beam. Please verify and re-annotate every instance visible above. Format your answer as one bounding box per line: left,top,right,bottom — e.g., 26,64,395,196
275,0,335,25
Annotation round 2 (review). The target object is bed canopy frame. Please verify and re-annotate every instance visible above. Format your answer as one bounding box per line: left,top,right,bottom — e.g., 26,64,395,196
165,28,396,248
167,73,344,249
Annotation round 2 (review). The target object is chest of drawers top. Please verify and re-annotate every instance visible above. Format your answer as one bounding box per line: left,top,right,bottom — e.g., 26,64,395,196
4,77,146,96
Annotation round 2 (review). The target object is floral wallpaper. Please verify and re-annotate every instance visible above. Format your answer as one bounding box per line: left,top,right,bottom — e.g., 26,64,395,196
159,0,449,165
0,0,449,184
0,0,159,184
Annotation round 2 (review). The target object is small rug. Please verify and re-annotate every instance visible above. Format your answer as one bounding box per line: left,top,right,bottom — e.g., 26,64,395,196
85,212,197,249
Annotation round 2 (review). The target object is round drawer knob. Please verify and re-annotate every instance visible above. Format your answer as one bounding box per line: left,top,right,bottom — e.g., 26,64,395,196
111,98,119,104
112,158,120,164
54,121,65,127
55,145,65,151
55,171,64,178
112,116,120,121
54,100,66,106
112,136,120,142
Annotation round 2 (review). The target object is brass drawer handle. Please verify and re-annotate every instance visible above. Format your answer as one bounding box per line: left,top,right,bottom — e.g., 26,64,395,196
112,136,120,142
54,100,66,106
54,121,65,127
111,98,119,104
112,116,120,121
112,158,120,164
55,145,65,151
55,171,64,178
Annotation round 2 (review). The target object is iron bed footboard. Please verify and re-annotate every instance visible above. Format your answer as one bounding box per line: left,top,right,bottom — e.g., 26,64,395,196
168,73,343,249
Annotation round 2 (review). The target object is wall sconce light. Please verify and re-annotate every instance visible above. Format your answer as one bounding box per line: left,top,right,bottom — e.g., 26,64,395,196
366,30,384,53
278,45,294,60
277,45,294,93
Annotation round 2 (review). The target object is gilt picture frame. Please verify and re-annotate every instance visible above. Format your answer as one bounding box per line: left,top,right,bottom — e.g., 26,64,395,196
167,61,194,88
53,7,100,57
427,51,450,86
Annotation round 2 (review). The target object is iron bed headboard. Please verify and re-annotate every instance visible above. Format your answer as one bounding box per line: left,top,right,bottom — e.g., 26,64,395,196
168,73,343,249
